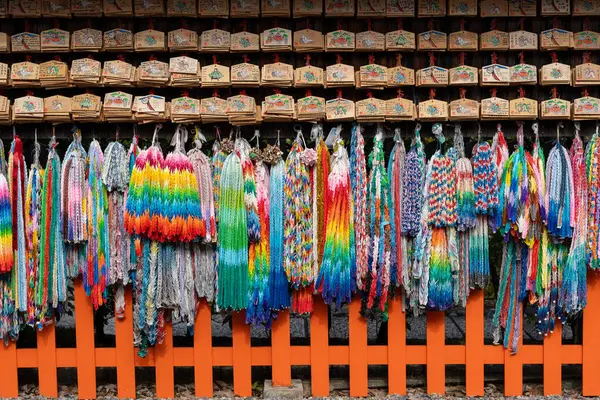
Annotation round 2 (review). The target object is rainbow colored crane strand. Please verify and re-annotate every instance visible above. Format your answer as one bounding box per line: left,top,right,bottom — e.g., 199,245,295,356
217,149,248,311
38,137,66,318
388,128,405,288
559,124,588,317
283,136,313,292
125,126,167,242
25,138,43,326
0,172,13,273
313,134,330,284
212,133,228,225
490,124,509,232
247,159,272,326
587,128,600,269
316,138,355,309
545,132,574,240
363,125,392,318
350,123,369,291
86,140,110,310
102,138,132,318
238,138,260,243
8,135,27,313
188,129,216,302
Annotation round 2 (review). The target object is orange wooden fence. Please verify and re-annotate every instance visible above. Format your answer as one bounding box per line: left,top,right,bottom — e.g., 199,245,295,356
1,274,600,398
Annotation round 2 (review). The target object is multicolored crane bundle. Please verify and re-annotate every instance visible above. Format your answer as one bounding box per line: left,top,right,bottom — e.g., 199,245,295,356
0,121,595,355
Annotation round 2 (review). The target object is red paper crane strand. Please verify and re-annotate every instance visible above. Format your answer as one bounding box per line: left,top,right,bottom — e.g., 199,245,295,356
459,88,466,99
367,91,373,98
429,52,436,67
552,17,559,29
148,89,156,95
336,53,343,64
460,18,465,31
551,51,558,63
180,18,187,29
305,18,310,30
519,18,524,31
337,20,342,31
518,87,526,98
117,54,126,62
213,89,220,98
305,54,311,66
149,54,157,61
54,18,60,29
583,89,590,97
368,54,375,64
551,87,558,99
397,18,403,30
367,19,372,31
274,53,280,63
584,17,590,31
337,89,343,99
274,18,279,28
305,89,312,97
490,88,497,98
428,18,434,31
396,53,402,67
491,52,498,64
429,88,436,100
519,52,525,64
54,55,61,62
213,55,218,64
213,19,217,30
87,19,92,29
397,89,404,98
459,52,465,65
181,90,190,97
584,52,592,63
148,19,154,30
241,19,247,31
25,55,32,62
240,89,247,96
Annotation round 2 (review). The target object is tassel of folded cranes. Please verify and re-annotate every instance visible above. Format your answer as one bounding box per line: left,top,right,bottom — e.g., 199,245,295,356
0,120,595,355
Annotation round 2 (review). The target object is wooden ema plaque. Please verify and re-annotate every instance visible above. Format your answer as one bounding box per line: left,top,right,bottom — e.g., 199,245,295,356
11,61,40,82
230,0,259,17
574,63,600,86
326,63,355,86
296,96,325,118
138,60,169,83
293,0,323,16
480,0,508,16
166,0,196,16
135,30,166,52
510,97,538,119
356,98,386,122
230,32,260,52
574,31,600,51
481,64,510,85
357,0,385,16
386,97,416,121
171,96,200,116
386,0,414,16
480,30,509,50
359,64,387,85
324,0,354,16
387,66,415,86
417,66,449,86
510,63,537,85
198,0,228,16
574,0,600,15
169,56,199,74
510,30,537,50
449,98,479,120
418,99,448,121
71,93,101,113
509,0,536,15
71,58,101,80
326,30,355,51
168,29,198,51
541,0,569,14
10,0,41,16
231,63,260,86
481,96,509,119
418,31,447,51
104,91,133,109
540,62,571,85
573,96,600,120
44,95,72,115
11,32,40,53
261,0,290,16
448,0,476,15
294,65,324,86
293,29,324,52
14,95,43,116
326,98,355,121
261,28,292,51
418,0,445,16
71,0,101,15
227,94,255,114
103,0,133,15
540,98,570,119
0,33,8,53
40,60,68,80
104,29,133,51
133,94,166,114
263,94,295,119
449,65,478,86
72,28,102,52
42,0,70,16
386,30,416,51
0,63,8,85
134,0,164,15
261,62,293,86
540,28,572,50
200,29,231,52
201,64,230,87
0,0,6,17
449,31,478,51
40,29,70,52
356,31,385,52
200,97,227,115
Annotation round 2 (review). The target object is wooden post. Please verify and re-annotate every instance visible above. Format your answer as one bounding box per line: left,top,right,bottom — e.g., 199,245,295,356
466,290,484,396
349,299,368,397
232,312,252,397
583,272,600,396
74,280,97,399
271,309,291,386
194,299,213,397
115,287,136,398
155,321,175,398
504,312,523,396
310,300,329,396
426,311,445,395
0,340,18,398
37,324,58,397
387,295,406,395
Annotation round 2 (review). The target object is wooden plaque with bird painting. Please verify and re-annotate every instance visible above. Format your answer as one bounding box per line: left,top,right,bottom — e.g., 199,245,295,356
540,28,572,50
480,0,508,16
448,0,476,15
356,31,385,51
261,0,291,16
449,98,479,120
449,30,478,51
481,63,510,85
509,0,536,15
230,0,259,17
574,63,600,86
417,66,449,86
293,29,324,52
418,99,448,121
386,0,414,16
231,63,261,86
198,0,228,16
417,30,447,51
541,0,569,14
168,29,198,51
11,32,40,53
509,30,537,50
480,30,509,50
42,0,70,16
104,29,133,51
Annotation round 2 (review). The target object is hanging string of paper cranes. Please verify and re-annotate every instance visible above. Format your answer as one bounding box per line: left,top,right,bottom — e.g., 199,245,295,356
0,120,596,355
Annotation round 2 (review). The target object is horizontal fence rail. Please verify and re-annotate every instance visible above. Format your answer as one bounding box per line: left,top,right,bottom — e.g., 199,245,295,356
0,275,599,398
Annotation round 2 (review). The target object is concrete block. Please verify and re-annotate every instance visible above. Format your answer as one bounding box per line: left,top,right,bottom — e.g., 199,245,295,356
263,379,304,399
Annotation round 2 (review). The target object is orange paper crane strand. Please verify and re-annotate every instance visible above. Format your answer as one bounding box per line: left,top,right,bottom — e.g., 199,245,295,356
336,53,343,64
583,89,590,97
551,51,558,63
519,52,525,64
491,52,498,64
460,87,466,99
213,55,218,64
429,52,436,67
305,89,312,97
551,87,558,99
490,88,497,97
273,53,280,63
243,54,249,63
518,87,526,98
459,52,466,65
429,88,436,100
584,52,592,63
337,89,343,98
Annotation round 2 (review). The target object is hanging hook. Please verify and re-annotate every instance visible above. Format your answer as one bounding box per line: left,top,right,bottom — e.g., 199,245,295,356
276,129,281,147
152,123,162,146
477,122,482,143
574,121,581,139
532,122,539,143
250,128,260,148
556,121,563,142
394,127,401,142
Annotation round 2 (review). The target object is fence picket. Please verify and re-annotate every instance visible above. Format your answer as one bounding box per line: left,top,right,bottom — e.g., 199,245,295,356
37,322,58,397
426,311,445,395
543,323,562,395
310,300,329,396
387,296,406,395
583,272,600,396
155,321,175,398
0,341,18,397
272,309,291,386
74,280,97,399
466,291,484,396
348,299,368,397
194,299,213,397
232,312,252,397
115,287,136,398
504,311,523,396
